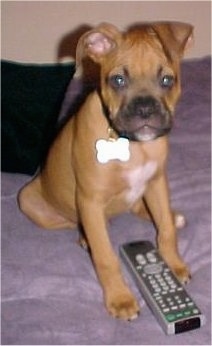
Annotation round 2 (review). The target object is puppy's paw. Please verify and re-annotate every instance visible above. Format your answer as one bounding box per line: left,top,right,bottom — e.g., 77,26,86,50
159,249,191,284
173,264,191,284
106,287,140,320
173,211,187,230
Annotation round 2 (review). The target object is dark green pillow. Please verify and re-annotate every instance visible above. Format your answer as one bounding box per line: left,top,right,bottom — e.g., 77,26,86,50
1,60,75,175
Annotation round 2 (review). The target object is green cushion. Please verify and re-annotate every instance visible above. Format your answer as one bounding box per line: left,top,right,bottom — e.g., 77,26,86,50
1,60,75,175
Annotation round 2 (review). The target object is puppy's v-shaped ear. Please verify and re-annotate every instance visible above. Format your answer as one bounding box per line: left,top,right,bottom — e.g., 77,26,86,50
75,23,121,77
151,22,194,60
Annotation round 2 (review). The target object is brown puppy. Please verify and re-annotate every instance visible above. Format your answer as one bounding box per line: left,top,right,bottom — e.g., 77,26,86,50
18,22,193,320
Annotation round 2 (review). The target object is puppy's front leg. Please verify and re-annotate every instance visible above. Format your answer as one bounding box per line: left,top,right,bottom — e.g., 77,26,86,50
144,171,191,283
77,195,139,320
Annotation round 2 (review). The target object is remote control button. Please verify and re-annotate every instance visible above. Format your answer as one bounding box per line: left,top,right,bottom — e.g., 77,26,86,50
149,278,156,284
155,274,162,279
152,284,159,290
166,314,176,322
180,304,186,308
147,252,157,263
163,308,170,313
166,278,175,284
164,268,170,272
184,310,191,317
144,263,163,275
177,287,183,292
176,312,184,319
135,254,146,265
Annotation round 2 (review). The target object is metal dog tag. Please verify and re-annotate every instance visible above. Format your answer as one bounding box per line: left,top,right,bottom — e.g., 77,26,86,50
96,137,130,164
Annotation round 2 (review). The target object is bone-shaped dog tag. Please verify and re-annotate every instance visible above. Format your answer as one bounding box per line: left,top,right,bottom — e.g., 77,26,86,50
96,137,130,163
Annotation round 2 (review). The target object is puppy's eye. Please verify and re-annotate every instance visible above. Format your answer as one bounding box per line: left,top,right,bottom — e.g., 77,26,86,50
160,75,175,88
109,74,127,89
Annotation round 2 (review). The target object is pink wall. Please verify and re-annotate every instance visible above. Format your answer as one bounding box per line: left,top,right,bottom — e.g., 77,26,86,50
2,1,211,63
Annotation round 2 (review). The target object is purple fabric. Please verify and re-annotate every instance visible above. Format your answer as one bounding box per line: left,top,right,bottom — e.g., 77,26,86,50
1,57,211,345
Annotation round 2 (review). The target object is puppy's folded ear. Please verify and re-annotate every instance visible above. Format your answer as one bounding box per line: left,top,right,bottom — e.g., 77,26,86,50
151,22,194,60
75,23,121,78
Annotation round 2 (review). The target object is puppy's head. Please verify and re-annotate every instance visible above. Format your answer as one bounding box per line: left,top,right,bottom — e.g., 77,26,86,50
75,22,193,141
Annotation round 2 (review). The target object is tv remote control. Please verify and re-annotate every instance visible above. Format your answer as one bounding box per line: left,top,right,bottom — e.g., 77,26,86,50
120,240,206,334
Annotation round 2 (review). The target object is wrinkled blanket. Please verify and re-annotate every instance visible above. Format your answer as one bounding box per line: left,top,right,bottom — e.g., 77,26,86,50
1,57,211,345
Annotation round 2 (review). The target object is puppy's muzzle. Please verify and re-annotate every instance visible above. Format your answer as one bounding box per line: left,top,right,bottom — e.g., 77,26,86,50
112,96,173,142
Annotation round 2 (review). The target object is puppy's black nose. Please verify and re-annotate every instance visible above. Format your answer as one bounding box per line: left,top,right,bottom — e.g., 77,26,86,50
132,96,157,118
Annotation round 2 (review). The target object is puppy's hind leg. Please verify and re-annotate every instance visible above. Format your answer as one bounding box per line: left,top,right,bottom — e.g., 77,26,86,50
18,177,75,230
132,199,186,230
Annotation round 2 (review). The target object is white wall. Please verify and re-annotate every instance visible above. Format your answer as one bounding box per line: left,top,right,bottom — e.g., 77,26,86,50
2,1,211,63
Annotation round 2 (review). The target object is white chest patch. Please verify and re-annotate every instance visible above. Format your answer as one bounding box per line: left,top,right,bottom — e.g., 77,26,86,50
125,162,157,204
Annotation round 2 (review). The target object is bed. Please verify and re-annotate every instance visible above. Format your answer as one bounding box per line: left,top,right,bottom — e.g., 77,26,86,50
1,56,211,345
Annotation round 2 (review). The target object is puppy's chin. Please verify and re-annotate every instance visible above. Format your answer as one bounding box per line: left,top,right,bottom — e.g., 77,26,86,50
117,125,171,142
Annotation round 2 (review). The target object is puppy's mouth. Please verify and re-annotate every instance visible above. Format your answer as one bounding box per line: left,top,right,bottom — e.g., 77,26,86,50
106,96,173,142
115,123,171,142
111,112,172,142
122,124,171,141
